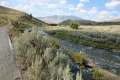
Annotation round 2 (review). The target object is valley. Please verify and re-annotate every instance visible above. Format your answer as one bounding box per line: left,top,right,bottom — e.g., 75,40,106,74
0,5,120,80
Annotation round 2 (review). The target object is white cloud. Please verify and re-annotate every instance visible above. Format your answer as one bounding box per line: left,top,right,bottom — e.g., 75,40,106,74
24,0,68,5
0,0,120,21
105,0,120,9
76,3,84,8
75,5,119,21
75,3,85,13
76,6,97,14
96,11,109,20
89,10,119,21
76,7,87,13
59,0,67,4
14,4,33,13
80,0,90,3
89,7,97,14
0,1,10,7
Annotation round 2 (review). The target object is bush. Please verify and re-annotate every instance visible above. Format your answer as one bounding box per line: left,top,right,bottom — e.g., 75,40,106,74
70,22,79,29
70,52,87,66
14,29,83,80
9,21,32,38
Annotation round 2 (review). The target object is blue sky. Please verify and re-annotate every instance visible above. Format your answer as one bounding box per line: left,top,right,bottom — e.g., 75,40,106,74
0,0,120,21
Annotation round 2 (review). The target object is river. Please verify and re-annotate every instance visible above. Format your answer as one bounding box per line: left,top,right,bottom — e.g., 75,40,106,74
59,39,120,75
38,30,120,75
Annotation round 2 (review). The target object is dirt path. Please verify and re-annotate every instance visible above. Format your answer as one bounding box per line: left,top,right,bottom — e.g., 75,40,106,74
0,27,21,80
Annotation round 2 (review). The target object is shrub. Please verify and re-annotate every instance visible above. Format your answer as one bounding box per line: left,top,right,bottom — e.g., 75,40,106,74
70,52,87,66
14,29,79,80
70,22,79,29
10,21,32,38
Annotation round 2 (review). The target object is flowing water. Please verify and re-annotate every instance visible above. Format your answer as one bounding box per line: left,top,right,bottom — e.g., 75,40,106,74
39,30,120,75
59,40,120,75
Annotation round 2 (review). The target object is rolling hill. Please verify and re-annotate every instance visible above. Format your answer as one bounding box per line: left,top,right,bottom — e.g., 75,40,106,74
0,6,46,26
39,15,99,25
60,19,120,26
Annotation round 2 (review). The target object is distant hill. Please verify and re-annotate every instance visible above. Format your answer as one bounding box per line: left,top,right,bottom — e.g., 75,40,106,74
39,15,100,25
60,19,97,25
0,6,46,26
108,18,120,22
60,19,120,26
39,15,83,24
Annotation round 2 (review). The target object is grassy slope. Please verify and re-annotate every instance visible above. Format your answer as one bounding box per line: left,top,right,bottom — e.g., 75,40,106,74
49,30,120,50
0,6,24,25
0,6,46,26
0,6,47,38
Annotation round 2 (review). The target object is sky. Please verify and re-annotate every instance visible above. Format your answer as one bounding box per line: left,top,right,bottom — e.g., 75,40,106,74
0,0,120,21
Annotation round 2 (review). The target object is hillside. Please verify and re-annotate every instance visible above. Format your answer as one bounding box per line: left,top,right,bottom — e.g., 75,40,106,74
0,6,47,38
0,6,46,26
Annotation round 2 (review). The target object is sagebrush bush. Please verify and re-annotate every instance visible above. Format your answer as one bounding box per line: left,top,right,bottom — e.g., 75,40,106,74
14,29,82,80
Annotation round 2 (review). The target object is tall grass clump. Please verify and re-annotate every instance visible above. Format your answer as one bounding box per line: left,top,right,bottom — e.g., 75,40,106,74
92,68,118,80
92,68,105,80
14,29,82,80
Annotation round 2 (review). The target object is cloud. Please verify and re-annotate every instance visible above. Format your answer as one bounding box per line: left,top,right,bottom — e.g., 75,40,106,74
24,0,68,6
75,2,86,14
76,7,87,13
60,0,67,4
0,0,70,15
0,1,10,7
95,11,110,20
89,7,97,14
76,6,97,15
76,3,84,8
0,0,120,21
89,10,119,21
105,0,120,9
75,4,119,21
80,0,90,3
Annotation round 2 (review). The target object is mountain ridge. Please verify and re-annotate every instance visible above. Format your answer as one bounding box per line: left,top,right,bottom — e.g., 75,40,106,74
39,15,120,25
39,15,84,24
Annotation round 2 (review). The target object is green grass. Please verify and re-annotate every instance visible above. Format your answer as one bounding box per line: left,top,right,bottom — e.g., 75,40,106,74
48,30,120,50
